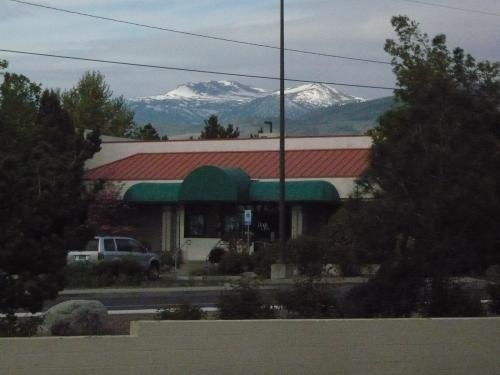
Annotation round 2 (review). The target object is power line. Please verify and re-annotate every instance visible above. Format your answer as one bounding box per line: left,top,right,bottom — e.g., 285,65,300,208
396,0,500,17
7,0,391,65
0,48,396,90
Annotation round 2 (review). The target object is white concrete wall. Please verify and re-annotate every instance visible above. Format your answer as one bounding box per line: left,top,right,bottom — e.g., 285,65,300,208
86,136,372,170
1,319,498,375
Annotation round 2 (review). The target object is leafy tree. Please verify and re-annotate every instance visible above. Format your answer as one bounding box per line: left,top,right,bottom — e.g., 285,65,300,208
200,115,240,139
62,71,134,137
343,16,500,316
86,181,137,235
0,74,98,314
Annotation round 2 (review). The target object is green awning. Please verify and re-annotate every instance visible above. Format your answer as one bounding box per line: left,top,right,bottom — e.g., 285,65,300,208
124,183,181,203
249,180,340,202
179,166,251,202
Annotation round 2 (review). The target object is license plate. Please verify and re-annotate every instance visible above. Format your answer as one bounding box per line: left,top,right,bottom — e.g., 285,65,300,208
75,255,89,261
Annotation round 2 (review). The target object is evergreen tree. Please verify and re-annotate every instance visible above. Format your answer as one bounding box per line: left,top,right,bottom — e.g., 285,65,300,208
0,75,99,313
62,71,134,137
200,115,240,139
342,16,500,317
128,123,164,140
360,15,500,276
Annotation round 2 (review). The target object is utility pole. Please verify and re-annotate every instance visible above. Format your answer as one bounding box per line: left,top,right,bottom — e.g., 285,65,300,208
279,0,286,263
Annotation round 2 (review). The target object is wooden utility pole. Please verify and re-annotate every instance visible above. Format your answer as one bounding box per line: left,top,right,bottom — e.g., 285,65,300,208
279,0,286,262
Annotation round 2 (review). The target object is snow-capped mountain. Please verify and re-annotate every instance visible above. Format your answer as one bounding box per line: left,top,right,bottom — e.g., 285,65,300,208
135,80,267,103
279,83,364,110
128,80,365,133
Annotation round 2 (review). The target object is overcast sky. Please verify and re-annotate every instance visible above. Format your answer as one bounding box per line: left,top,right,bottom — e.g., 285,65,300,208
1,0,499,99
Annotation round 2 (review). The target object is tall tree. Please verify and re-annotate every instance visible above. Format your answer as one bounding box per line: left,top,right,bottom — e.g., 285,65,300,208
0,73,99,314
62,71,134,137
336,16,500,318
200,115,240,139
360,16,500,276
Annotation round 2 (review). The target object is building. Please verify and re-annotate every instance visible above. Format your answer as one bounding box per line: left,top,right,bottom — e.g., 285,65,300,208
84,135,371,261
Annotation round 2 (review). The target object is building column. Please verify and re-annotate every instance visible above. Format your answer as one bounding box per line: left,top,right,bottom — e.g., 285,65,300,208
290,205,303,239
161,206,173,252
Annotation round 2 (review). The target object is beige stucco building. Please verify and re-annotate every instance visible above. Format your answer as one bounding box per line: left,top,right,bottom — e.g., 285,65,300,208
84,135,371,261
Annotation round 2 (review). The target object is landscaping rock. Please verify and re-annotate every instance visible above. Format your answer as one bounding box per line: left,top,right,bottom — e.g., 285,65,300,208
324,264,342,277
43,300,108,336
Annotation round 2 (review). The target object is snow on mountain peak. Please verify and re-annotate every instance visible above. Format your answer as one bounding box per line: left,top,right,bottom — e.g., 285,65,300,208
145,80,268,102
275,83,363,109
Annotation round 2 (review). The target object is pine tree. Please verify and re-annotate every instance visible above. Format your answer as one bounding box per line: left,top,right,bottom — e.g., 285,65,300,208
200,115,240,139
359,16,500,276
0,78,99,314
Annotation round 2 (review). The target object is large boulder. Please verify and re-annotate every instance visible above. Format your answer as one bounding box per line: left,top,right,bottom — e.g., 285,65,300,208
43,300,108,336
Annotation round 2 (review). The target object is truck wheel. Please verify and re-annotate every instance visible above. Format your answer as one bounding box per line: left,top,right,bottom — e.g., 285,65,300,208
147,263,160,280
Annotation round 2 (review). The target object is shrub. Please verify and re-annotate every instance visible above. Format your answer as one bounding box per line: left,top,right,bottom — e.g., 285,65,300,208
276,280,337,318
157,302,205,320
340,262,423,318
64,259,144,288
160,249,183,270
419,278,483,317
63,262,100,288
218,251,253,275
251,243,280,278
0,314,43,337
217,280,274,319
208,247,226,264
287,236,325,277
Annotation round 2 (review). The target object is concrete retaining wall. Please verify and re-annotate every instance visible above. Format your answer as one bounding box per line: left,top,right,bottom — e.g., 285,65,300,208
1,318,499,375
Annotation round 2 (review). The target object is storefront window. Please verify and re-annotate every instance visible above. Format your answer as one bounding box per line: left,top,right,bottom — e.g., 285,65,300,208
184,203,290,240
186,213,205,237
184,204,240,238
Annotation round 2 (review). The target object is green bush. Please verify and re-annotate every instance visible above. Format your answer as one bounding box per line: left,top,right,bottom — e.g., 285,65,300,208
419,278,483,317
64,259,144,288
340,262,423,318
218,251,253,275
157,302,205,320
287,236,325,277
251,243,280,278
208,247,226,264
63,262,100,288
217,280,274,319
276,280,337,318
0,314,43,337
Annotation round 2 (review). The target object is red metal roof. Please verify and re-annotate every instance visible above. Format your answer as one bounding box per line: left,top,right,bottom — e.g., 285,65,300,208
85,149,369,180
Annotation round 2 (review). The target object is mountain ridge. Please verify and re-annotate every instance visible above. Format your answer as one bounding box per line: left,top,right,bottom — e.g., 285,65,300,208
127,80,393,137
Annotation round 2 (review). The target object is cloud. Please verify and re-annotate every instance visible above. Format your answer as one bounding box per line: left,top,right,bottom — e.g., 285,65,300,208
1,0,499,99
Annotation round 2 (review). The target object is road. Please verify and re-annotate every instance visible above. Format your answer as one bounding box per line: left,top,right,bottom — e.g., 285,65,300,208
43,283,359,313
